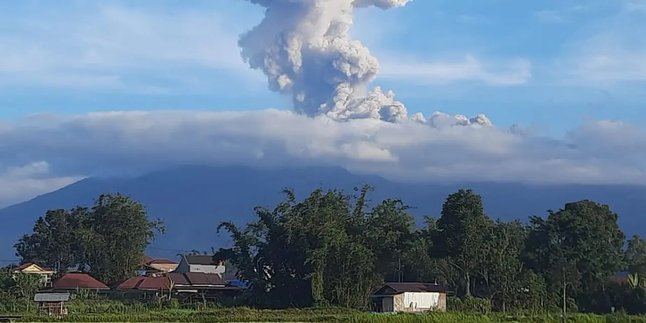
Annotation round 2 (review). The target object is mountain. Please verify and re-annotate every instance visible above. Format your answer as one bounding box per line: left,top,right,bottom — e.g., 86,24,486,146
1,165,645,262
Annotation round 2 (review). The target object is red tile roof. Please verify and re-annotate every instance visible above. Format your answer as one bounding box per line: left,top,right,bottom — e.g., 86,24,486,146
117,277,146,290
52,273,109,290
118,273,227,291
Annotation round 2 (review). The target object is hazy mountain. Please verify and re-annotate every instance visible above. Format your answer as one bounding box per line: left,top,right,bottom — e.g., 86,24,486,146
1,165,645,262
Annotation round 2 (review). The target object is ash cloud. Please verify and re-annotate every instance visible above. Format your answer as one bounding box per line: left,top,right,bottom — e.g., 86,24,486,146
239,0,411,122
239,0,495,127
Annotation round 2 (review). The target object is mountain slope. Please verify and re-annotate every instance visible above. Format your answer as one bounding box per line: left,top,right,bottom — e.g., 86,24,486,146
1,165,645,261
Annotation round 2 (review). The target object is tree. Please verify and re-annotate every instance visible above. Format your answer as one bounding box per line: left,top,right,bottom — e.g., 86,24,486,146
435,189,491,297
216,186,412,309
15,209,76,272
86,194,164,284
625,235,646,277
486,220,527,311
524,200,625,312
363,199,415,282
16,194,164,285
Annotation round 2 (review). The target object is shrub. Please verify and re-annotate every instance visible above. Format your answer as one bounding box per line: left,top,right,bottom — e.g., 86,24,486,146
447,296,492,314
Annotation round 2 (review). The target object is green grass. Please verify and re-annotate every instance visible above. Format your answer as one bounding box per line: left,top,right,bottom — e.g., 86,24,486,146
13,308,646,323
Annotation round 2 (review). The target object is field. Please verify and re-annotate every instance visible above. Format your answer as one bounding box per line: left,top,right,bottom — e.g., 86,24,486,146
11,307,646,322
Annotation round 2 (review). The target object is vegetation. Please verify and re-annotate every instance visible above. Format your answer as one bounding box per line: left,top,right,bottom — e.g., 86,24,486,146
216,187,646,314
2,187,646,321
12,306,646,322
14,194,164,285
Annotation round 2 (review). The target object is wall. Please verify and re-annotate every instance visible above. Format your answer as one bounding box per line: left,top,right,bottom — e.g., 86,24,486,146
188,264,225,274
399,292,445,313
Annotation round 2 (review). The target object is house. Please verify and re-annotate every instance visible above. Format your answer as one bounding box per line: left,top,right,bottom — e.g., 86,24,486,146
34,293,70,316
13,263,56,287
116,272,243,301
140,256,178,275
51,273,109,292
174,255,225,275
372,282,448,313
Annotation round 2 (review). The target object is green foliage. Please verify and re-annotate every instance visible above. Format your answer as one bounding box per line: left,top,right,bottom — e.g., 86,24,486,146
435,189,491,297
524,200,626,312
626,236,646,277
0,269,42,313
12,306,646,323
447,296,492,314
8,185,646,316
216,186,415,309
15,194,164,285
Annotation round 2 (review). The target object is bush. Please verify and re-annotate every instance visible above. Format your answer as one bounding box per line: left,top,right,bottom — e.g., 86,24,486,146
447,296,492,314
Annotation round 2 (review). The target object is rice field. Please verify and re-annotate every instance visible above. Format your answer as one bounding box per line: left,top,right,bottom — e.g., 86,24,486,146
14,308,646,322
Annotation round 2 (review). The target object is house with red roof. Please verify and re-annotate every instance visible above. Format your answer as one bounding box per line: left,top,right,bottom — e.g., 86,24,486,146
52,273,109,292
116,272,242,301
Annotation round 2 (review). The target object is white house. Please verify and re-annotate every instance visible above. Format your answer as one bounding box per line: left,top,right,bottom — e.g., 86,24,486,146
14,263,56,287
372,282,447,313
174,255,225,276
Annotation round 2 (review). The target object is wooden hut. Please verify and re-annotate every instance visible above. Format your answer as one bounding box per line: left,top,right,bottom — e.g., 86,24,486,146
33,293,70,316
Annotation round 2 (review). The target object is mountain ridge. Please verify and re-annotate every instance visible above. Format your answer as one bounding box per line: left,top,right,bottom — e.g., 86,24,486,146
1,165,645,262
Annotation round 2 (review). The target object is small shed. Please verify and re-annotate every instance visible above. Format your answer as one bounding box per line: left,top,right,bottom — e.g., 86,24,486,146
34,293,70,316
372,282,448,313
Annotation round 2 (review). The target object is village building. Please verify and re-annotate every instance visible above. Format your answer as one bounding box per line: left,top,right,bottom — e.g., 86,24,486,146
51,273,109,293
174,255,225,275
116,272,243,301
139,256,178,276
33,293,70,316
13,263,56,287
372,283,448,313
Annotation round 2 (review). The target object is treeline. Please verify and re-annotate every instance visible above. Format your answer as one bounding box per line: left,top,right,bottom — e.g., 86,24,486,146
216,187,646,313
14,194,164,285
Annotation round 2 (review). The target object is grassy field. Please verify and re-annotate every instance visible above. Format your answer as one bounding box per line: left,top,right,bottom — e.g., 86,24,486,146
12,307,646,322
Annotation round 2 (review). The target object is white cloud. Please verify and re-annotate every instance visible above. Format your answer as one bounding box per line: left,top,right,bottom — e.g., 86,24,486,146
0,162,81,208
0,5,257,91
552,2,646,85
626,0,646,13
379,55,532,86
535,5,589,24
1,110,646,206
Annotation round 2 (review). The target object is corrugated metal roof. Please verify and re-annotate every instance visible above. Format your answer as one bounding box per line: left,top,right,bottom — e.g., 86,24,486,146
373,283,447,295
118,273,230,291
185,255,216,265
34,293,70,302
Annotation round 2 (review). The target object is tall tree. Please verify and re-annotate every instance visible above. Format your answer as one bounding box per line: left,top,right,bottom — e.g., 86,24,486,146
15,209,76,272
216,187,411,309
435,189,491,297
487,220,527,311
625,235,646,277
363,199,414,282
87,194,164,284
524,200,625,312
15,194,163,285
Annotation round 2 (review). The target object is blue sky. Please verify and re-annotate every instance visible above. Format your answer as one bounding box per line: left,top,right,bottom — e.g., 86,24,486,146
1,0,645,134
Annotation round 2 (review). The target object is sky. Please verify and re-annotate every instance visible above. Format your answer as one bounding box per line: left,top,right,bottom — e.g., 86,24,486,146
1,0,646,207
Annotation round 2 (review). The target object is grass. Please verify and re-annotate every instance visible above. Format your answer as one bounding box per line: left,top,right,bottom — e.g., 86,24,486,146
13,308,646,323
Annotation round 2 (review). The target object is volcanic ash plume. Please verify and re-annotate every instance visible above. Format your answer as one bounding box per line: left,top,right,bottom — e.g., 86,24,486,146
240,0,411,122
